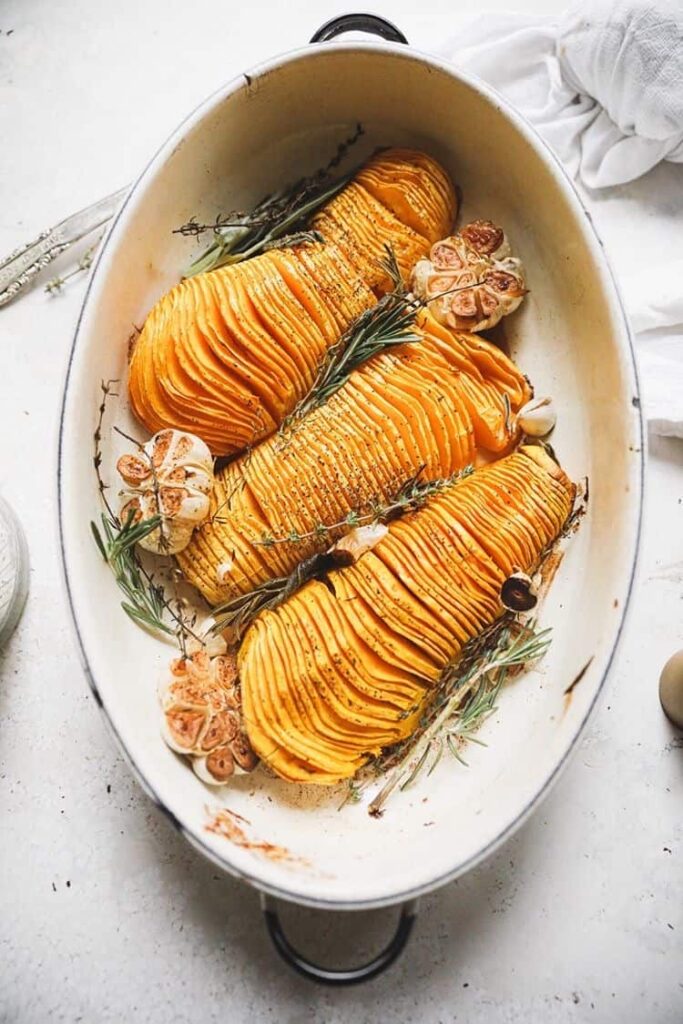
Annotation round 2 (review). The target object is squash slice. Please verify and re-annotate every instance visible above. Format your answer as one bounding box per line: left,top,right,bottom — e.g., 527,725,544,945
239,447,575,783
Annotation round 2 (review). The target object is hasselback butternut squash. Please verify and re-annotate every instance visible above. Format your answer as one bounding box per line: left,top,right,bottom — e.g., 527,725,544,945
177,311,532,605
128,149,456,456
238,447,575,784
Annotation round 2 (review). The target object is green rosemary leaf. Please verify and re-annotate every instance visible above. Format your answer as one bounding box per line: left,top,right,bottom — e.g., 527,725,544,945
281,287,421,432
93,511,179,640
90,520,108,561
366,619,552,816
179,125,365,276
184,175,349,276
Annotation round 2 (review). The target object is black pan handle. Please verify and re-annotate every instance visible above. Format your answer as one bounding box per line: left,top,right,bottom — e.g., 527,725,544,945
310,14,408,45
261,895,418,985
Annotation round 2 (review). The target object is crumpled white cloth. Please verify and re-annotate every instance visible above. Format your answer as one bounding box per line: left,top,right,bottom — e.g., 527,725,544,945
439,0,683,437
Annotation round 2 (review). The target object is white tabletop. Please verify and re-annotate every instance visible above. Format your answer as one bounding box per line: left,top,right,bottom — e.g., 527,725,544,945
1,1,681,1020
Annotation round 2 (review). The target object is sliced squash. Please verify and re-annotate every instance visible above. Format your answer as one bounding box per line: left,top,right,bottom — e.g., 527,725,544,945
239,447,575,784
177,325,531,606
128,149,457,456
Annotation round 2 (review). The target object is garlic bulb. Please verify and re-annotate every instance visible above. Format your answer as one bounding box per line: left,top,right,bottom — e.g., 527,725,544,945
159,649,258,785
117,429,214,554
410,219,526,332
517,397,557,438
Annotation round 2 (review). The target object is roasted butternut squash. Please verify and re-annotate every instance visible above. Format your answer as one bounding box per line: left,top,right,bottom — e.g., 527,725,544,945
128,149,456,456
238,447,575,784
177,312,532,605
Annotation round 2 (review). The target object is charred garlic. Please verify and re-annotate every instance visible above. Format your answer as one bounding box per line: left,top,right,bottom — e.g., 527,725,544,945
117,429,214,555
159,647,258,785
518,397,557,438
410,219,526,332
500,571,539,613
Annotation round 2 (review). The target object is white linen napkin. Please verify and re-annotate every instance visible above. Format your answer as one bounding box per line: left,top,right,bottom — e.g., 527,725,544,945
439,0,683,437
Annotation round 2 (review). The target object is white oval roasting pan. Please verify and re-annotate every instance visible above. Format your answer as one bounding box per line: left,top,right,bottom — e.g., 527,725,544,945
58,15,643,983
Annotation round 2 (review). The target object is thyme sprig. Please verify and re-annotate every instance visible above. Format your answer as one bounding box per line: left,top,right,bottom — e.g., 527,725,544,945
212,466,474,641
365,619,552,816
45,235,102,295
176,124,364,276
255,464,474,548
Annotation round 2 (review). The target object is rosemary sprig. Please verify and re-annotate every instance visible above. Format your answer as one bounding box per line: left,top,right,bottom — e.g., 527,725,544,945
91,380,200,651
211,550,342,642
281,291,421,433
91,511,175,638
366,620,552,816
177,124,364,276
278,245,509,438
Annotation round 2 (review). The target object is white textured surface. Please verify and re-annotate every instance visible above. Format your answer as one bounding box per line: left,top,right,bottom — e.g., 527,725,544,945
0,1,681,1021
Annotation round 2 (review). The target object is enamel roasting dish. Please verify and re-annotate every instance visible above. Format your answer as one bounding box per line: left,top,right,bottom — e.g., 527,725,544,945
58,14,643,984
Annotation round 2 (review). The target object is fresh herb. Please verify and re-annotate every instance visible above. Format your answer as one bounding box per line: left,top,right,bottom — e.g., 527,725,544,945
280,265,421,434
175,124,364,276
91,380,198,650
366,619,552,816
253,464,474,547
45,235,102,295
278,246,512,438
93,379,119,520
212,465,474,641
263,230,324,253
211,550,342,643
91,512,175,638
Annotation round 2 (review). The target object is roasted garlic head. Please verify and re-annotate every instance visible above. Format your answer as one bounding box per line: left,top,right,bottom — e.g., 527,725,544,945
411,220,526,332
159,647,258,785
116,429,214,554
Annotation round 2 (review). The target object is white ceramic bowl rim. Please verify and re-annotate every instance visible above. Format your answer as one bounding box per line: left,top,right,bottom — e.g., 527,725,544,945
58,36,644,910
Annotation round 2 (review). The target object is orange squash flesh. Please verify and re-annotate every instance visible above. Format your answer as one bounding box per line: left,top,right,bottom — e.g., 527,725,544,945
239,447,575,784
177,324,531,606
128,149,457,456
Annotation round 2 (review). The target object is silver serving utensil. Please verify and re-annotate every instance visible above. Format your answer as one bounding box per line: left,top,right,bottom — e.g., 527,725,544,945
0,186,128,309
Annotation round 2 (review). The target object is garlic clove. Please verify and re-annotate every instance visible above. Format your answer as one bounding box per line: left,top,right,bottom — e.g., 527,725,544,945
230,732,259,772
500,571,538,612
332,523,389,564
216,560,234,586
193,747,235,785
410,257,433,296
461,219,510,260
518,396,557,438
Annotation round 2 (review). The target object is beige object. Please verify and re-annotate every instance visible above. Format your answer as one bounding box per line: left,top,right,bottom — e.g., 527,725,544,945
659,650,683,729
